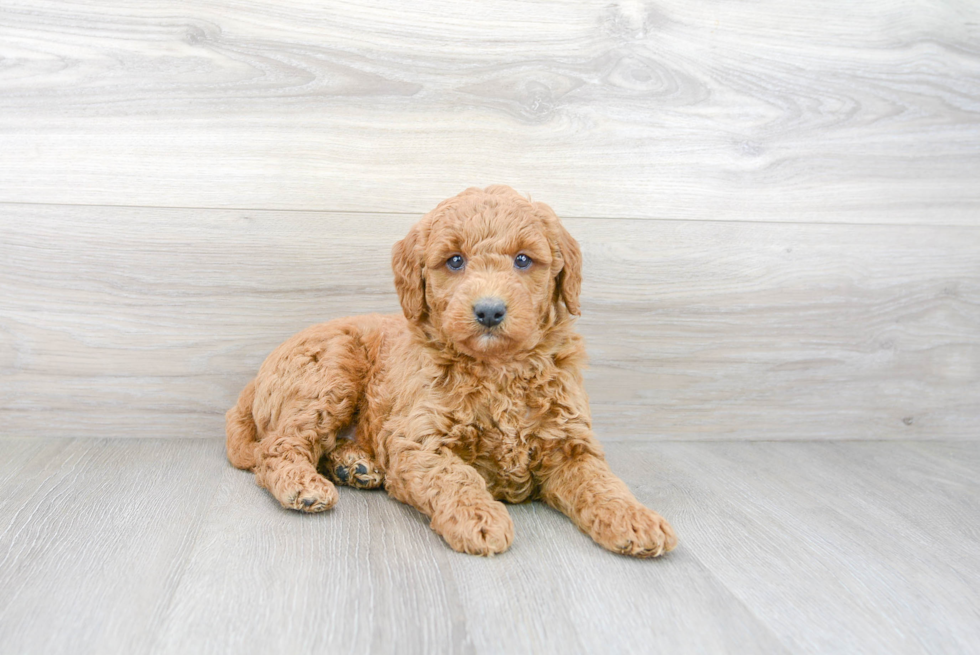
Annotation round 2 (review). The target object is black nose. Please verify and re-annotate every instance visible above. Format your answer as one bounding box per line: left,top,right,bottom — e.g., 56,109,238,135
473,297,507,328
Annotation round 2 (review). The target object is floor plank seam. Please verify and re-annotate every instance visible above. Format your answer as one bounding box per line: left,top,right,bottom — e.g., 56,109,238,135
142,468,226,655
656,475,795,653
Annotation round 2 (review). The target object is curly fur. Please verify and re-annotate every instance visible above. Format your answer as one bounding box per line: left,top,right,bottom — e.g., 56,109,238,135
227,185,677,557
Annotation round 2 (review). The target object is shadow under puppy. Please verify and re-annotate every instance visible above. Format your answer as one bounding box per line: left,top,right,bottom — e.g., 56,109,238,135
227,185,677,557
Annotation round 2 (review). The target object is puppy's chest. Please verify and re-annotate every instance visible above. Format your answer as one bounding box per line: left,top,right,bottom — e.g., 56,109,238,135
449,394,543,502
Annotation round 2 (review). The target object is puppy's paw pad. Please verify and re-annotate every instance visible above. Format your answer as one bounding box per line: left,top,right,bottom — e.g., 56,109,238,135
321,443,384,489
349,462,384,490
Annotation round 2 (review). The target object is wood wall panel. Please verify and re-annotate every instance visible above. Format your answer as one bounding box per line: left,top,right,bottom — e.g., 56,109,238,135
0,1,978,222
2,203,977,440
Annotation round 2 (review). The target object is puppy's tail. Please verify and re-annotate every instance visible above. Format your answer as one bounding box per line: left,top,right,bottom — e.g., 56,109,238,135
226,379,259,470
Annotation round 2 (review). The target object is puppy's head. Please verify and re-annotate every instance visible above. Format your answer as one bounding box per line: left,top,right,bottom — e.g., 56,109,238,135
392,185,581,360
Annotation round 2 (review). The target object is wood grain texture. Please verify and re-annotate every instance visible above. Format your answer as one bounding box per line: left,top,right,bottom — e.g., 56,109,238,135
152,452,787,655
0,438,223,654
0,438,976,654
633,441,980,654
1,0,979,222
2,203,978,441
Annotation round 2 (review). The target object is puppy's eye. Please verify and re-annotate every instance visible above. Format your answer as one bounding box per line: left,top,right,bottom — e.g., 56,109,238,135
446,254,465,271
514,254,532,270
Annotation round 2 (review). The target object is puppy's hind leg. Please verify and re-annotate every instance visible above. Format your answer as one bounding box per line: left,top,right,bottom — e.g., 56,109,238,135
321,440,384,490
254,411,341,513
252,326,370,513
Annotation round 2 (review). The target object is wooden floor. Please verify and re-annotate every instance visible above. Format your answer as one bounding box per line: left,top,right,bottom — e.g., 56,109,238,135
0,438,977,655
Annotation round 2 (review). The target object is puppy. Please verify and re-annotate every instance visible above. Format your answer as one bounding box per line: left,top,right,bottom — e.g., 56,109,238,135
227,185,676,557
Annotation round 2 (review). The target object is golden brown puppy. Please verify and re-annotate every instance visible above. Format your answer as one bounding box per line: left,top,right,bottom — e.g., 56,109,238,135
227,185,676,557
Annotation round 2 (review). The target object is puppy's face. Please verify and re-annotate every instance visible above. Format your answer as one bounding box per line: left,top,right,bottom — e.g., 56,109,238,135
393,186,581,361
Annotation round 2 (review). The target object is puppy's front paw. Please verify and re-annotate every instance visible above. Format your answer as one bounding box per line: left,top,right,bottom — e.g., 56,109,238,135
433,501,514,556
270,471,339,513
591,503,677,558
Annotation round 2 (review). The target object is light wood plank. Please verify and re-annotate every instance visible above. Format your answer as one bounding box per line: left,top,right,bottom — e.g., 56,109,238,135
0,205,980,439
443,499,789,654
0,438,224,654
45,438,786,655
1,439,977,654
627,441,980,654
1,1,978,222
149,460,789,654
2,204,978,440
149,465,465,654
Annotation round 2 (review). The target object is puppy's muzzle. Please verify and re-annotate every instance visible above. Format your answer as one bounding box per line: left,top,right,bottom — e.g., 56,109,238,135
473,297,507,328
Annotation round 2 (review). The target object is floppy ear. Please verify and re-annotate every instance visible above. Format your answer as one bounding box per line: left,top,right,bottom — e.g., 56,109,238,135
555,222,582,316
391,223,426,323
